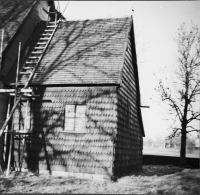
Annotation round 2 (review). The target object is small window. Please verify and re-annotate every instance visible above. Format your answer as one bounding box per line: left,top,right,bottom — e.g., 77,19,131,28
64,104,86,133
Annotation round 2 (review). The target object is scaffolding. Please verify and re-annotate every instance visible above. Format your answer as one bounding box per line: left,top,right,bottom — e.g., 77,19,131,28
0,6,61,176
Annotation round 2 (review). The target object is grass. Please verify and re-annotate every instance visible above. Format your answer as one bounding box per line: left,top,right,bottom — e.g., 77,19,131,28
0,165,200,194
143,146,200,158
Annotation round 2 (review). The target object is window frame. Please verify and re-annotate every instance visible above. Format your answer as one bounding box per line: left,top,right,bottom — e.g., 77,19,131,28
64,104,87,133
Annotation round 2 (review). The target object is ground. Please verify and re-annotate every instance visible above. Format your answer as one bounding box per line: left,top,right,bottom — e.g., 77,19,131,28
1,165,200,194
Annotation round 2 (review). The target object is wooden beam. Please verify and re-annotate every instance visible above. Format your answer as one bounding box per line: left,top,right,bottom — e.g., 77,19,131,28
20,100,29,171
4,98,10,162
0,94,23,138
140,106,150,108
0,29,4,70
0,89,39,98
0,89,33,93
6,42,21,177
4,130,32,134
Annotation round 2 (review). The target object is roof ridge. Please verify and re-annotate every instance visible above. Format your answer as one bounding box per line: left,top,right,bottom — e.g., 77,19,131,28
62,16,131,22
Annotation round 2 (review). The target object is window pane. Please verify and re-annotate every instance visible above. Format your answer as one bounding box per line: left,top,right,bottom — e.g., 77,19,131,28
65,118,75,131
75,117,85,132
76,105,86,117
65,105,75,117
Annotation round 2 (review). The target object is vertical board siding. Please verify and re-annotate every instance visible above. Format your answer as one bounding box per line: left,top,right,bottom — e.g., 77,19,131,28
13,86,117,176
115,34,143,176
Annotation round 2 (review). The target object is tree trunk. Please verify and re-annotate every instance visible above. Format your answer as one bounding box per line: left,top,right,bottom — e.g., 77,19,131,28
180,125,187,166
180,81,189,167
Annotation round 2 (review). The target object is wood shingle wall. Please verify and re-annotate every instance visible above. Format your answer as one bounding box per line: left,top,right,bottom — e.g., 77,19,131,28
114,33,143,176
12,86,117,176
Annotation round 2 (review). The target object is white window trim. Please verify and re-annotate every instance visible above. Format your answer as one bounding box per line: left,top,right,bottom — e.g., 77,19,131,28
64,104,86,133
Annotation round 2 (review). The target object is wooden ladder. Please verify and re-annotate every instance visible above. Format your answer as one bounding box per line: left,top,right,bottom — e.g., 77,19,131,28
19,13,59,84
0,6,60,176
0,7,59,136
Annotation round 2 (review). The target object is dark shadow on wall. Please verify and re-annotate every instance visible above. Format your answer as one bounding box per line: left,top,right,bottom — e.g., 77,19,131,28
2,22,47,84
0,0,35,72
10,87,117,178
0,0,34,47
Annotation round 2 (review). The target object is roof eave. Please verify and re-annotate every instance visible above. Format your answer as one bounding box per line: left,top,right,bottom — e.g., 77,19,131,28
117,16,132,86
130,15,145,137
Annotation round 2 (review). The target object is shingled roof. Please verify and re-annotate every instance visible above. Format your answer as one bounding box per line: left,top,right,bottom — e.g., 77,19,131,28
18,17,133,85
0,0,35,63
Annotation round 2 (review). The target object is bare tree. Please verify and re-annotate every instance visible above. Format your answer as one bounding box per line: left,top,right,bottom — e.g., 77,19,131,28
158,22,200,165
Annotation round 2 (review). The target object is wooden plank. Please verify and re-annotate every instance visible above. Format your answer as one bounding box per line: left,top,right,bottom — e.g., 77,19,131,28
4,130,32,134
0,89,33,93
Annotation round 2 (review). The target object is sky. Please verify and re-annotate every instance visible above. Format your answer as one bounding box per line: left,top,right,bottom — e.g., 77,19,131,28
55,1,200,140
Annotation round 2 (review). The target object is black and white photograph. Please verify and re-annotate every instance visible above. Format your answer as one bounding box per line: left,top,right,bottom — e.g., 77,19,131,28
0,0,200,194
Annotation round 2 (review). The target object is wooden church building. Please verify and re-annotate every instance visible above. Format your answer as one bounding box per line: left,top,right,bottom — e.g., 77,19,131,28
0,0,145,180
